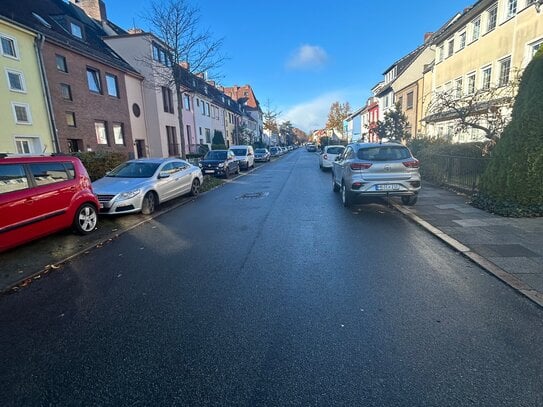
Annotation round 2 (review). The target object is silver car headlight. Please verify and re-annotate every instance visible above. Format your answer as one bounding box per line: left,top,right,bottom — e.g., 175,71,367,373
218,163,225,168
118,188,142,201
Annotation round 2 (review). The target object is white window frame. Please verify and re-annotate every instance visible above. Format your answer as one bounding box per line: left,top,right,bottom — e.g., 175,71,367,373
481,64,493,90
466,71,476,95
471,17,481,42
454,77,463,99
458,31,467,50
70,22,83,39
0,33,18,59
11,102,32,124
498,55,512,87
105,73,118,97
506,0,518,19
113,123,124,145
95,121,108,145
14,136,42,155
447,38,454,57
486,5,498,33
5,68,26,92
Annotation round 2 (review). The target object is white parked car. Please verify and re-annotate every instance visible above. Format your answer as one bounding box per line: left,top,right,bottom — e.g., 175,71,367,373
229,145,255,170
319,145,345,170
93,158,203,215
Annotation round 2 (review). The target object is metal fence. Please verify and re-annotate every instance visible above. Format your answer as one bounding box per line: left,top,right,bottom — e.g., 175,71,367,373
420,154,490,194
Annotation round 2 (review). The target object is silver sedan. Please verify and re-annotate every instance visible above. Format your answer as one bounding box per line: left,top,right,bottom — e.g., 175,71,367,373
93,158,203,215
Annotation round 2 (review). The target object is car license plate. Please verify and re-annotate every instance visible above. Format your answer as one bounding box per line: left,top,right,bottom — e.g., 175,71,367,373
377,184,400,191
204,170,215,174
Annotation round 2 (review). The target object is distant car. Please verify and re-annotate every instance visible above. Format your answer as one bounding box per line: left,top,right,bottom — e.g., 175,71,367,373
230,145,255,170
0,155,99,252
254,148,271,162
319,145,345,170
306,144,317,152
198,150,239,179
332,142,421,208
93,158,203,215
270,147,281,157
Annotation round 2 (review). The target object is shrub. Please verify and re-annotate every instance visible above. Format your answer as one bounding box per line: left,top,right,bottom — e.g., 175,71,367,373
474,46,543,217
72,151,127,181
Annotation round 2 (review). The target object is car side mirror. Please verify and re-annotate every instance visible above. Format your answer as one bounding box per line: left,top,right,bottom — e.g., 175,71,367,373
158,171,170,179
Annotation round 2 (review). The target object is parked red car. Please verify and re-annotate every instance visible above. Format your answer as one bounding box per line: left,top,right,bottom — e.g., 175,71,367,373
0,155,99,252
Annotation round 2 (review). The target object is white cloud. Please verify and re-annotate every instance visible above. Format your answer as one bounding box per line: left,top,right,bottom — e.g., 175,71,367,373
286,44,328,70
281,92,343,132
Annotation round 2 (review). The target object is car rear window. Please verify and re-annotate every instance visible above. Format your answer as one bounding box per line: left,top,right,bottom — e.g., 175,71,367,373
327,147,344,155
255,149,267,153
357,146,411,161
231,148,247,156
0,164,29,194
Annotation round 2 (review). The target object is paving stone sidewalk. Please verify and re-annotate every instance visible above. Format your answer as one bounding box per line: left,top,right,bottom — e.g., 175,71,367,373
392,184,543,307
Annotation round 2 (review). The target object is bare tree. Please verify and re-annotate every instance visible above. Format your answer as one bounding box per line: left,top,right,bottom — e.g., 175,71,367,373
143,0,226,157
424,71,520,147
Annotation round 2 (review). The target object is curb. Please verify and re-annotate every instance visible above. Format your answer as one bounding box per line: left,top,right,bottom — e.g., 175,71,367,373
390,201,543,309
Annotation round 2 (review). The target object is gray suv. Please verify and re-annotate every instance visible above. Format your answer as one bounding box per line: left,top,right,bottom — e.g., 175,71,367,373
332,142,421,207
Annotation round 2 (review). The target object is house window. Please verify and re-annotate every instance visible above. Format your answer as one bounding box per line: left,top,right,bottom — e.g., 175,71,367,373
447,39,454,57
12,103,31,124
113,123,124,145
472,18,481,41
186,125,191,143
132,103,141,117
205,128,211,143
481,66,492,90
162,86,174,113
67,139,82,153
0,35,17,58
166,126,179,156
487,5,497,32
56,55,68,72
459,31,466,49
6,70,25,92
183,94,191,110
86,68,101,93
201,100,206,115
15,137,39,155
106,74,119,97
95,121,108,145
60,83,72,100
66,111,76,127
498,57,511,86
70,22,83,39
507,0,517,18
455,78,463,98
406,92,414,109
437,43,444,62
205,102,210,116
467,73,476,95
530,40,543,58
152,42,170,66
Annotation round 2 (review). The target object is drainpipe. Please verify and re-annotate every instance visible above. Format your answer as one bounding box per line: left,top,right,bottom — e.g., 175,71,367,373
35,33,60,153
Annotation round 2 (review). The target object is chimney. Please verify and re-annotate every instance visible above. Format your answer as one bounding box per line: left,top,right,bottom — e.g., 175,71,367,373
70,0,107,22
217,85,224,92
196,72,205,79
180,61,190,70
206,80,216,87
127,28,143,34
424,32,433,43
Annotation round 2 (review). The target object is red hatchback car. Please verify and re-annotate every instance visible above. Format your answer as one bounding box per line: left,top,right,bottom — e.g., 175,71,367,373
0,155,99,252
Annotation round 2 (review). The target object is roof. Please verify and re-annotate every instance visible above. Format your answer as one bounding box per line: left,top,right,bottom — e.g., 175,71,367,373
0,0,139,76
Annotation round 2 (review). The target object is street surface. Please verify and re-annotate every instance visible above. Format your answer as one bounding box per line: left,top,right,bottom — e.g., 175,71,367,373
1,149,542,406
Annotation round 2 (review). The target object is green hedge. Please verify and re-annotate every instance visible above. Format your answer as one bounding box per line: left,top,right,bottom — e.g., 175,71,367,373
72,151,127,181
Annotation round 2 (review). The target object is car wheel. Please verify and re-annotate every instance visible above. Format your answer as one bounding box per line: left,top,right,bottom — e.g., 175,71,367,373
332,175,340,192
141,192,157,215
190,178,200,196
341,182,353,208
236,165,240,175
401,195,418,206
73,203,98,235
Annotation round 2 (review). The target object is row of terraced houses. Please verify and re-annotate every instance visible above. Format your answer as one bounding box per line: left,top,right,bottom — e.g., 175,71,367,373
344,0,543,143
0,0,263,158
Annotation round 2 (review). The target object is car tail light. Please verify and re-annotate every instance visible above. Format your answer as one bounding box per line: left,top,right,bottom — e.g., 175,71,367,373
323,154,328,160
403,159,420,168
351,182,364,189
350,162,372,170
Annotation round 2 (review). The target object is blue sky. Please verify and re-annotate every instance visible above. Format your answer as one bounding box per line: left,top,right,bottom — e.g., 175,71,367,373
104,0,475,132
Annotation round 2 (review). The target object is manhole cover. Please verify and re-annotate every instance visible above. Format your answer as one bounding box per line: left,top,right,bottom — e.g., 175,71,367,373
236,192,269,200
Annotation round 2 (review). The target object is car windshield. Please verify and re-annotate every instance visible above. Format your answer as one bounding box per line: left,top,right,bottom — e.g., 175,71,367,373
231,148,247,156
106,162,160,178
205,151,227,160
255,149,267,153
327,147,344,155
270,148,278,152
357,146,411,161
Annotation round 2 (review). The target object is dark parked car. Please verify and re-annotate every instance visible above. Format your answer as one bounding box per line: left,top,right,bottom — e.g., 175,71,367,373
332,142,421,208
0,155,99,252
254,148,271,162
198,150,240,178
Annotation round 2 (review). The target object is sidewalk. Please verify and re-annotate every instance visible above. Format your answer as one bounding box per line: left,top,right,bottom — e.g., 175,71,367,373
391,184,543,308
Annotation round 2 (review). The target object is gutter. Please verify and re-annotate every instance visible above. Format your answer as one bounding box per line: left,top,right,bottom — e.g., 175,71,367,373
35,34,61,153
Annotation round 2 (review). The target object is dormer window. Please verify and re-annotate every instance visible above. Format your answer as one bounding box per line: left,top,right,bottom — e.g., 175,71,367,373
70,22,83,39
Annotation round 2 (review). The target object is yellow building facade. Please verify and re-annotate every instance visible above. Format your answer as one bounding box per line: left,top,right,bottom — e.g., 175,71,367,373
0,18,55,154
421,0,543,142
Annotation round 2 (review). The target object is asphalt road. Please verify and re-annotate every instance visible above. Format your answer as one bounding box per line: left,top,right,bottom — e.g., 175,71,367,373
1,149,542,406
